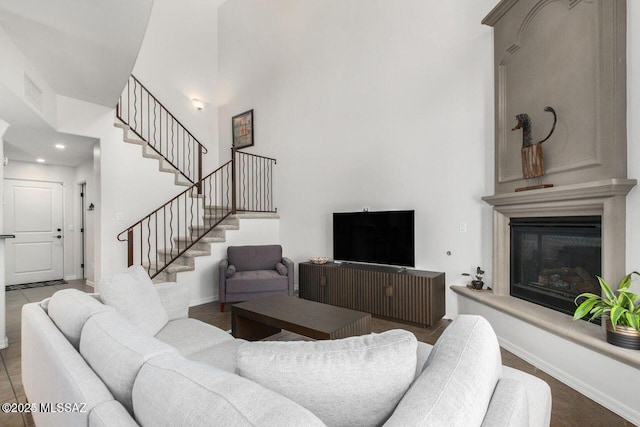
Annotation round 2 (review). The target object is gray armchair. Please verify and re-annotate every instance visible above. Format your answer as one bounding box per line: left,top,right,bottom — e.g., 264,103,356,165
218,244,294,312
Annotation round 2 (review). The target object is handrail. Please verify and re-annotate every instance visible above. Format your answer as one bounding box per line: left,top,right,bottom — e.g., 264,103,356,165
234,149,277,213
118,151,277,278
117,161,230,237
118,160,233,278
116,75,207,186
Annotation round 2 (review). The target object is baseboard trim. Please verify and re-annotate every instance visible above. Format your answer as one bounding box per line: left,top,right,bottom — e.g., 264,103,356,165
189,295,217,307
64,275,77,281
498,337,640,426
85,280,95,288
0,336,8,350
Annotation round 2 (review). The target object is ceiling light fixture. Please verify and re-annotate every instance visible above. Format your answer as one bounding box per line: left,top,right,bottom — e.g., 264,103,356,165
36,158,45,163
55,144,65,149
191,98,210,110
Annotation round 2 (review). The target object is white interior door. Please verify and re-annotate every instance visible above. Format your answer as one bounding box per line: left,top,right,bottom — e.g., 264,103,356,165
4,179,64,285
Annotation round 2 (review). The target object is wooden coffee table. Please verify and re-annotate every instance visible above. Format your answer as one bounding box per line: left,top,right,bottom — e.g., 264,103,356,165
231,295,371,341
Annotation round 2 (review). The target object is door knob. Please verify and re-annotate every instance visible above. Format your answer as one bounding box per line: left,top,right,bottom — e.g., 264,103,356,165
55,235,62,239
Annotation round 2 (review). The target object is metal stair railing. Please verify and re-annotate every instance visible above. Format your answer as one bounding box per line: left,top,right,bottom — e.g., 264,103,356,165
118,151,277,279
116,75,207,188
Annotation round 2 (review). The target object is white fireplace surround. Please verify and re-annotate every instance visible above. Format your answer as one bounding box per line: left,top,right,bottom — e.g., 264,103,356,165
451,179,640,424
483,178,637,294
454,178,639,362
453,178,640,366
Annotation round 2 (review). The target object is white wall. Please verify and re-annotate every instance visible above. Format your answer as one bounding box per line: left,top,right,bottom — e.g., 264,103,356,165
133,0,226,174
0,25,57,128
218,0,498,318
626,1,640,284
0,119,8,349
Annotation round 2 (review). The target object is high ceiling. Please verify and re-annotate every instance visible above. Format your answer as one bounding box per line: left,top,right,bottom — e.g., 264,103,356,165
0,0,153,167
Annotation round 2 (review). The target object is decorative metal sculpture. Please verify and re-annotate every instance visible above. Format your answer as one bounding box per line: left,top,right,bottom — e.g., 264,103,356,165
512,106,557,181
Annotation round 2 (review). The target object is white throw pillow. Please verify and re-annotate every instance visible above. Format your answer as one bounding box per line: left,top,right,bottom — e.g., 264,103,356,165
99,265,168,336
237,329,417,427
133,355,325,427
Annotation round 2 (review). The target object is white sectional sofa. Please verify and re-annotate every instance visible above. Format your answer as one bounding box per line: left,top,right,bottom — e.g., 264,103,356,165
22,266,552,427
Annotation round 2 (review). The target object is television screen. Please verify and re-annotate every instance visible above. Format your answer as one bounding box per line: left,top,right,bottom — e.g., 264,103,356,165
333,210,415,267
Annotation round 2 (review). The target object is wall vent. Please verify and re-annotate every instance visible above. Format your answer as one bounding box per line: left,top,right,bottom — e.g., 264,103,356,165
24,74,43,111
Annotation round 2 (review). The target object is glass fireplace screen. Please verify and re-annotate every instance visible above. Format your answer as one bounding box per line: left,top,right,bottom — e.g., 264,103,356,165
510,216,602,318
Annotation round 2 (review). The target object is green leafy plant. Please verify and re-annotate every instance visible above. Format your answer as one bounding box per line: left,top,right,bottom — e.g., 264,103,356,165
462,266,485,282
573,271,640,332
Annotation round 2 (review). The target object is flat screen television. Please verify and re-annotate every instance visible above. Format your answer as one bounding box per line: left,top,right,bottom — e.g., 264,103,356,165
333,210,415,267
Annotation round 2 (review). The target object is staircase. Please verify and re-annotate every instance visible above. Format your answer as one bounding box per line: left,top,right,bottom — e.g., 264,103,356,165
115,75,277,281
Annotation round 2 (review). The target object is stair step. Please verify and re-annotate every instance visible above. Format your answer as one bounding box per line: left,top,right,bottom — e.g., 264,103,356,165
145,262,194,275
204,205,232,211
114,121,194,188
158,248,211,258
142,145,163,160
173,235,226,245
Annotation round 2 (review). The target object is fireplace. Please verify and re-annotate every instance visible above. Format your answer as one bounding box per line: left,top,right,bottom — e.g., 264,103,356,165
510,216,601,318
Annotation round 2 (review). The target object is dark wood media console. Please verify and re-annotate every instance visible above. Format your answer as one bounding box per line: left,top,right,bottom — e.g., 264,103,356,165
299,262,445,327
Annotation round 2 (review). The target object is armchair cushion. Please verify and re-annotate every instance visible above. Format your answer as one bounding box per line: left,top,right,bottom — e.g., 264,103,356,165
275,262,288,276
98,265,169,336
226,271,288,294
227,245,283,271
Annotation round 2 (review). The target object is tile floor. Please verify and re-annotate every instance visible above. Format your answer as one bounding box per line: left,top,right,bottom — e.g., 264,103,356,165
0,280,633,427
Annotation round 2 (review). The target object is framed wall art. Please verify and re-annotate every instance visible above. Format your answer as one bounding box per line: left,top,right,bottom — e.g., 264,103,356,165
232,109,254,149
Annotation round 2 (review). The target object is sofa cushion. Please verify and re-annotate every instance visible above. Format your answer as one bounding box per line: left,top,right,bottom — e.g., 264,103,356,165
226,270,288,294
132,355,325,427
89,400,138,427
48,289,113,349
227,244,282,271
22,303,117,427
481,378,529,427
385,315,502,427
501,366,552,427
154,318,234,356
237,329,417,427
154,282,189,321
187,339,247,373
80,310,180,414
99,265,169,336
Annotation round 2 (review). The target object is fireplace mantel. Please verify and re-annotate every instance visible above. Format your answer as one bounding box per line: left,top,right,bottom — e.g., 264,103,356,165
483,179,636,296
483,179,637,207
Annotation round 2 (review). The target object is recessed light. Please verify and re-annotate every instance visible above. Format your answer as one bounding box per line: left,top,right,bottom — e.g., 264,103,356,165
55,144,65,149
36,158,45,163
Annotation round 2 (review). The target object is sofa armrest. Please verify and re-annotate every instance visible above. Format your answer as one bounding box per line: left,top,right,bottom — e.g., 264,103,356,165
282,257,294,296
155,282,189,320
219,259,229,303
501,366,551,427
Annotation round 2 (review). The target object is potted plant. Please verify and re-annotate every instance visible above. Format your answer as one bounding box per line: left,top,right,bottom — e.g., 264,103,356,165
573,272,640,349
463,266,485,290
